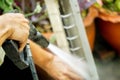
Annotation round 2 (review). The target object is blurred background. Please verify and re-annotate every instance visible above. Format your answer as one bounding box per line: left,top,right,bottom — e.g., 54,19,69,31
1,0,120,80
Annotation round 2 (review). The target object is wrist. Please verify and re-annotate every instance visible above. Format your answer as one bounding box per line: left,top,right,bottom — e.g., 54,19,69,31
29,40,54,67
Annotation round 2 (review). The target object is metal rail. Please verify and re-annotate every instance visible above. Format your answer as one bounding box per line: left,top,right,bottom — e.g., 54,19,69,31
44,0,99,80
59,0,99,80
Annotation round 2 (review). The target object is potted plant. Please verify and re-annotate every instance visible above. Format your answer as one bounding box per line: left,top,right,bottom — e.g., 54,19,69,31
94,0,120,56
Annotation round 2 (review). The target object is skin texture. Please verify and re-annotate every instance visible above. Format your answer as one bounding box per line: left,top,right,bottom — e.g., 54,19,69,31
0,13,30,52
0,13,84,80
29,40,83,80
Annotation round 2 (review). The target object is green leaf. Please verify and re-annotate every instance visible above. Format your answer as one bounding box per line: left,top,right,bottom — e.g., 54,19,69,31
0,0,14,13
115,0,120,12
34,2,42,13
103,0,114,3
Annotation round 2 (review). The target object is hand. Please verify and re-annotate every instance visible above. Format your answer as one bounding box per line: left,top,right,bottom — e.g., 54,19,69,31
0,13,30,52
44,56,84,80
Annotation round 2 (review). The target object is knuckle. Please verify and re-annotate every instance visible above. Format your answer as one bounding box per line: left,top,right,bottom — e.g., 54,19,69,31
27,25,30,30
25,30,30,36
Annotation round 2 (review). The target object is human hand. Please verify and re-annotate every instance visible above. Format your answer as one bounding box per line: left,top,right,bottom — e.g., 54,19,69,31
44,56,85,80
0,13,30,52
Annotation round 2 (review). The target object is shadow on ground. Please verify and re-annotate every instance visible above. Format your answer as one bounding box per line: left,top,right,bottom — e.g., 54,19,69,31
93,22,120,80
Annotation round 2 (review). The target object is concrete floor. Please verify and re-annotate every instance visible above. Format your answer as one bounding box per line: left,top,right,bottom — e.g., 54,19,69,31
93,27,120,80
94,57,120,80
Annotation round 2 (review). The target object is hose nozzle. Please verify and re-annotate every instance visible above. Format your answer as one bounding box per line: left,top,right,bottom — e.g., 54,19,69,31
29,23,49,48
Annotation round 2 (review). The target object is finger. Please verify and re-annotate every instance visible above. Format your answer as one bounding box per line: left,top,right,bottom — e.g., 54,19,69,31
18,39,28,52
20,22,30,30
17,13,24,16
18,31,29,52
14,18,29,24
3,13,24,18
8,13,27,21
0,27,12,46
13,13,25,18
21,19,29,23
0,34,8,46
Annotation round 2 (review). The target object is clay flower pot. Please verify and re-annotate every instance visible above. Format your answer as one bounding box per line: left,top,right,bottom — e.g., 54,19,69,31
96,7,120,55
83,6,98,50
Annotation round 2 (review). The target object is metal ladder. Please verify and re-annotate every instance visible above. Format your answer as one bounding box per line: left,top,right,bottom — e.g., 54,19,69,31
44,0,99,80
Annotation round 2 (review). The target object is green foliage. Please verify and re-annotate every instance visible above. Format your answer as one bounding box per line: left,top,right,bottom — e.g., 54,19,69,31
81,9,88,19
0,0,42,17
103,0,120,12
115,0,120,11
0,0,14,13
93,2,101,8
25,2,42,17
103,0,114,3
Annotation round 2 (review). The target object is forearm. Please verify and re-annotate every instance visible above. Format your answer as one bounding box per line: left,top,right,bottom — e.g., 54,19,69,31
29,40,83,80
29,40,54,68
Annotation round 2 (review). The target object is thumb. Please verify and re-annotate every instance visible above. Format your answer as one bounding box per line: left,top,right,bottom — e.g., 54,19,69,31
18,40,28,52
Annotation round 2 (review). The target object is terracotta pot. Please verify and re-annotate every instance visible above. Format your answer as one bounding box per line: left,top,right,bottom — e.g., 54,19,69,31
85,22,96,51
83,6,98,50
96,7,120,55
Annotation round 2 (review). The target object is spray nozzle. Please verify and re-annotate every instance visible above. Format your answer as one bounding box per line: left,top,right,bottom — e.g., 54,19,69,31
29,23,49,48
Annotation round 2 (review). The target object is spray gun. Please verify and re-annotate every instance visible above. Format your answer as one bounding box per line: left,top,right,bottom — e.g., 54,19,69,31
1,23,42,80
2,40,29,70
1,21,50,80
2,40,39,80
29,23,90,80
1,22,45,80
1,22,49,69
